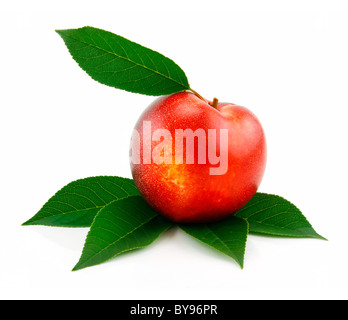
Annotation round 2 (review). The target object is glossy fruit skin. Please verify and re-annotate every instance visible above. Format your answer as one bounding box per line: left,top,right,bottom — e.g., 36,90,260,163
130,92,266,223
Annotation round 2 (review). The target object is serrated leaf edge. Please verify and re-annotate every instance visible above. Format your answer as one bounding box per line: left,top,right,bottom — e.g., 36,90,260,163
236,192,327,240
179,217,249,269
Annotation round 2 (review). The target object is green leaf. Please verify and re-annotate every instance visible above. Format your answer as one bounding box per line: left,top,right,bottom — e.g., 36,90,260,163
235,193,326,240
22,176,140,227
73,196,172,271
179,216,249,268
56,26,190,96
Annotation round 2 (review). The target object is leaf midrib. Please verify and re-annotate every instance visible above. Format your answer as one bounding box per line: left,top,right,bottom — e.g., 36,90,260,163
180,221,246,267
73,211,158,270
248,220,323,238
204,227,237,256
25,206,103,224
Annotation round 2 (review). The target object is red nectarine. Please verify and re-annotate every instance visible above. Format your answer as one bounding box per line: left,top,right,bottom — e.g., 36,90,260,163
130,91,266,223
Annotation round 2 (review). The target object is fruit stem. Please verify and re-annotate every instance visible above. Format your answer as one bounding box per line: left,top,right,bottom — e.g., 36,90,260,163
211,98,219,109
190,88,219,109
190,88,206,102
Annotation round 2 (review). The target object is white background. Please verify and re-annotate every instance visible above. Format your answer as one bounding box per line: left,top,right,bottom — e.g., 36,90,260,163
1,1,348,300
